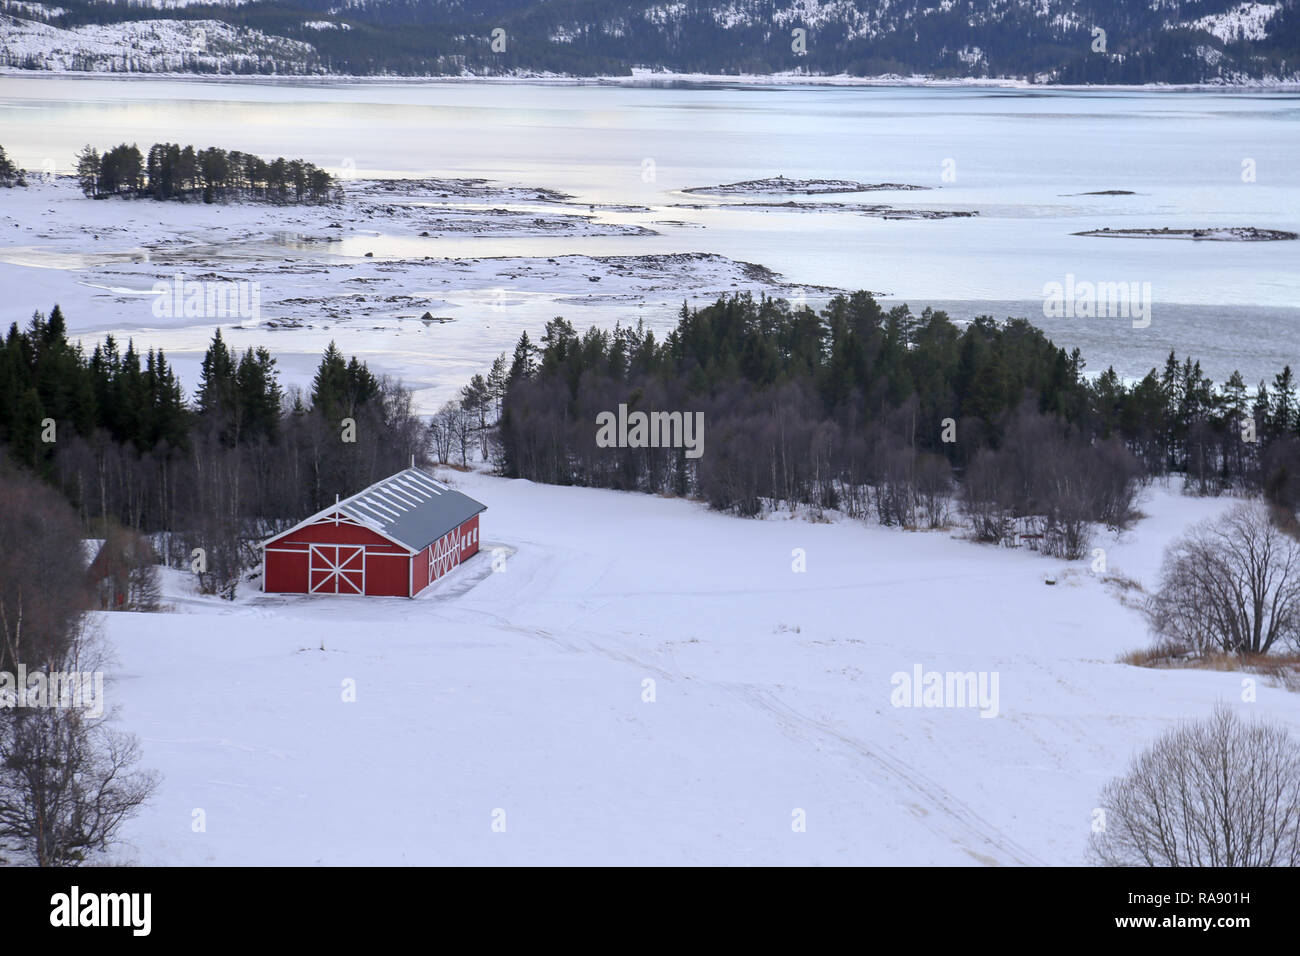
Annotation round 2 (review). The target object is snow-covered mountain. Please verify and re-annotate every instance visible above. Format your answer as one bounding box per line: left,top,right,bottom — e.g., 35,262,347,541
0,0,1296,81
0,12,319,72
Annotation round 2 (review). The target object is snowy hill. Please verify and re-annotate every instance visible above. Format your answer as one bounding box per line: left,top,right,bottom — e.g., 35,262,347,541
0,13,319,71
102,471,1300,865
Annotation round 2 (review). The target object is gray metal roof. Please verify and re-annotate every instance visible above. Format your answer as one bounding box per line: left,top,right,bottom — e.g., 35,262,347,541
338,468,486,552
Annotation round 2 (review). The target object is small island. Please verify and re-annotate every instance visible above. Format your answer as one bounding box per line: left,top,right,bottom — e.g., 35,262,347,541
75,141,339,204
1074,226,1297,241
672,198,974,220
683,176,930,196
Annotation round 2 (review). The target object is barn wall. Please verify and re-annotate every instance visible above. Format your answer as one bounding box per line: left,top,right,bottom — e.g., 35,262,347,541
412,546,429,595
410,514,482,597
264,513,409,596
277,515,406,553
364,552,410,597
458,515,481,561
265,545,309,593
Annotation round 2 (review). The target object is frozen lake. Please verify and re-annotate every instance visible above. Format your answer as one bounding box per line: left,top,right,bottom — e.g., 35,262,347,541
1,75,1297,406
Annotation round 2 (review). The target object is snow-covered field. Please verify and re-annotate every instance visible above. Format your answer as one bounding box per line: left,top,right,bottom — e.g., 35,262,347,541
101,471,1298,865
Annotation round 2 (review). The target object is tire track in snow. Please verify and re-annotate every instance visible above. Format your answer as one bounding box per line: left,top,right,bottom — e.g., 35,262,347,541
452,586,1045,865
453,605,682,680
719,681,1047,867
564,569,1007,601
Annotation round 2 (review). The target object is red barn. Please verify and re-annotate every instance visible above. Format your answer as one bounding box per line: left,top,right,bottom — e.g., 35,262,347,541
260,468,487,598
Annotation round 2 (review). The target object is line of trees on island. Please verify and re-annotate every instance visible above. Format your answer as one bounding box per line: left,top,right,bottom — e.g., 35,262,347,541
74,142,339,203
486,292,1300,560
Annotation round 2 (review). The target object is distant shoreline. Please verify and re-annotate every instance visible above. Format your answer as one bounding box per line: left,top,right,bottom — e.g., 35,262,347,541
2,67,1298,93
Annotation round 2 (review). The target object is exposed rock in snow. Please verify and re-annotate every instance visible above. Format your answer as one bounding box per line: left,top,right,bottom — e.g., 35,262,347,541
1187,2,1278,43
683,177,931,196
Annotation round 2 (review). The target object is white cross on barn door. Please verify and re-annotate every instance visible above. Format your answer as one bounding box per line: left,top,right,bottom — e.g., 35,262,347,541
309,545,365,594
428,531,461,585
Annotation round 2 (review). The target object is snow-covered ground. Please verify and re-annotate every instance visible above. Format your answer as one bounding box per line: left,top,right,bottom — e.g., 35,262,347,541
100,472,1298,865
1187,2,1280,44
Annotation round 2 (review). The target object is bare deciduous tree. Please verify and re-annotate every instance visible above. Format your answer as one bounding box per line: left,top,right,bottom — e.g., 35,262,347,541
0,468,158,866
915,453,952,529
90,526,161,611
428,401,465,465
0,708,158,866
0,468,94,673
1148,502,1300,656
1090,706,1300,867
961,447,1014,545
959,409,1140,556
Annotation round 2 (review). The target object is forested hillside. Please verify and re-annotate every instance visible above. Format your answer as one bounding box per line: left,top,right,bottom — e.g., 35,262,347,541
1,0,1297,82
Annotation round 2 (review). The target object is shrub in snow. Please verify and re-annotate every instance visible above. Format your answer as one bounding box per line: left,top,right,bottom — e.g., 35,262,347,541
1090,706,1300,867
959,405,1141,557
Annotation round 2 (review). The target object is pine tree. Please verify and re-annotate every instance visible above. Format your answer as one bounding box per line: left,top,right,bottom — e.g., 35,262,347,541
1222,370,1249,424
149,348,187,448
115,340,145,449
486,353,508,419
311,341,349,419
75,145,101,197
0,145,25,188
196,329,239,444
344,357,378,411
460,374,491,428
1271,366,1296,437
1253,382,1272,440
236,346,282,442
508,331,537,383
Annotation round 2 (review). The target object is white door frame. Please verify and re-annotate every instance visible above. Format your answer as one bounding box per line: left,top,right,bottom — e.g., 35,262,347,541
309,544,365,594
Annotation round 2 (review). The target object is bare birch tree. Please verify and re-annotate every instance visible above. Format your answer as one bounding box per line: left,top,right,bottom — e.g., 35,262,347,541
1091,706,1300,867
1148,502,1300,656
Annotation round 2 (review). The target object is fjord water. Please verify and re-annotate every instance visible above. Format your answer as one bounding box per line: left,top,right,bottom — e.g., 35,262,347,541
2,75,1298,384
